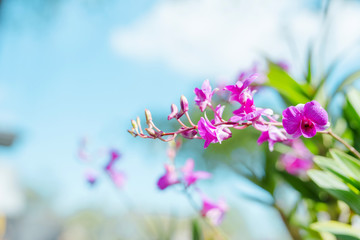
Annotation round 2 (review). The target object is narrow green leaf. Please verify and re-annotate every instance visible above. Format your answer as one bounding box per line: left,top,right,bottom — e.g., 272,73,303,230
330,149,360,182
311,221,360,240
306,48,312,84
314,155,360,191
308,170,360,214
335,70,360,95
278,171,323,201
344,89,360,151
267,61,311,105
191,219,203,240
328,70,360,107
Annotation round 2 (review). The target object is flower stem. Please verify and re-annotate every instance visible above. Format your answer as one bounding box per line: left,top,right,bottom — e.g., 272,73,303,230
185,112,196,127
321,129,360,159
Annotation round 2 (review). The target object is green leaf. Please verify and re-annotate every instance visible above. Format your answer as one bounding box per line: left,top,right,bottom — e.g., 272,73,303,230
308,170,360,214
330,149,360,183
278,171,323,201
344,89,360,151
334,70,360,96
306,48,312,84
191,219,203,240
313,154,360,191
311,221,360,240
267,61,311,105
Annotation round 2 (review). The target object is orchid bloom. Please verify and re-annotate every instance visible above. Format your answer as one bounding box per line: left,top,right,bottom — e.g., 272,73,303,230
198,116,232,148
194,79,216,112
157,164,180,190
200,195,228,226
282,101,330,138
211,104,225,124
224,74,258,104
257,126,288,151
181,159,211,187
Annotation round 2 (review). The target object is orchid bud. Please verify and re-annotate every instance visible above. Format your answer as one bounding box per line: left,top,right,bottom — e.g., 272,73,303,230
145,127,156,137
145,109,152,125
168,104,178,120
180,95,189,112
131,120,139,134
136,116,142,132
180,128,197,139
128,129,136,137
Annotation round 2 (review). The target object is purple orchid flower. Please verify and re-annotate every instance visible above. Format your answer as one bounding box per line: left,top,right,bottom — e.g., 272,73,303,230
229,98,274,132
282,101,330,138
224,74,258,104
198,116,232,148
194,79,216,112
181,159,211,187
211,104,225,124
200,195,228,226
257,126,288,151
157,164,180,190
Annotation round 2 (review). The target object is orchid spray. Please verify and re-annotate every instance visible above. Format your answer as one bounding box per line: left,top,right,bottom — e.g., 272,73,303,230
128,75,360,159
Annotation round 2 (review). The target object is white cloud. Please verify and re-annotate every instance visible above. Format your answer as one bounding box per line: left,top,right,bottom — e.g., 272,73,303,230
111,0,360,78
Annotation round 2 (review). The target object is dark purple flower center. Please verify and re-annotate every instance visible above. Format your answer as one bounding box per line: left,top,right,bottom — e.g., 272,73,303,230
301,117,314,131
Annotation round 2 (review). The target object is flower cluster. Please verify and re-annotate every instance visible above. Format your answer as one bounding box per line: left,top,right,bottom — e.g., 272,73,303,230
77,138,126,188
157,140,227,226
129,75,329,154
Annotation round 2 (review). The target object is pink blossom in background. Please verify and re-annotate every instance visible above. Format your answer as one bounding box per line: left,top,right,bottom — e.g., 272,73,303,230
281,139,313,175
105,149,121,171
157,164,180,190
78,137,90,161
282,101,329,138
106,169,126,188
194,79,216,112
276,61,290,72
85,169,98,186
181,159,211,187
198,117,232,148
200,195,228,226
280,154,313,175
257,126,288,151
